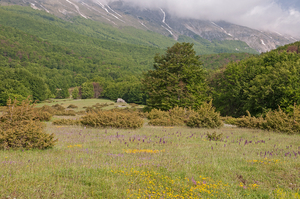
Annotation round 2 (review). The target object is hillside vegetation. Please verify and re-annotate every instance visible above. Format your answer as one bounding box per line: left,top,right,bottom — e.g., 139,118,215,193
0,5,258,55
211,42,300,117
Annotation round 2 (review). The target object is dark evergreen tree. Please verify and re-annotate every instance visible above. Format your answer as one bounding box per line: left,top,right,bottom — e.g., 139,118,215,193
143,42,209,111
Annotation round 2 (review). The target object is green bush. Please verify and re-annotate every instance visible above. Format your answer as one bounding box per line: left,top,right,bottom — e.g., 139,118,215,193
235,107,300,134
52,119,81,125
148,106,193,126
0,98,57,150
67,104,78,109
235,111,264,129
52,104,65,111
222,116,239,125
81,110,144,129
37,105,76,116
207,132,223,141
187,101,223,128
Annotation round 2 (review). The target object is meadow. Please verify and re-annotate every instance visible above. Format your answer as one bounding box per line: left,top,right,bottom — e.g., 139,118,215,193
1,100,300,198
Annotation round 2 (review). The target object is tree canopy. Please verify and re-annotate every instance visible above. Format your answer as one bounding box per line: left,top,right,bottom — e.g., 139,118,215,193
211,48,300,117
143,42,209,111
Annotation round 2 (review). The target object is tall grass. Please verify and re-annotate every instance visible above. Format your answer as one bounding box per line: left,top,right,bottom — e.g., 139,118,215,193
1,123,300,198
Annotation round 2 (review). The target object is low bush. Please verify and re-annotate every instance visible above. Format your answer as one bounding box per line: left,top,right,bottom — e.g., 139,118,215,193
222,116,239,125
67,104,78,109
207,132,223,141
55,110,76,116
33,110,53,121
235,111,264,129
51,104,65,111
52,119,81,125
37,105,76,116
81,110,144,129
235,106,300,134
148,107,193,126
85,103,110,113
0,98,57,150
187,101,223,128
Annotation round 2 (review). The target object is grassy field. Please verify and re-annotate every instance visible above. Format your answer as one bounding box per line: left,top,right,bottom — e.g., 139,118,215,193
1,118,300,198
34,98,144,111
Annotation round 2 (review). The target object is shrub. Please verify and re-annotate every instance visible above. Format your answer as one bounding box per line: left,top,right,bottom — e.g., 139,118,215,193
235,111,264,129
67,104,78,109
85,103,110,113
52,119,81,125
55,110,76,116
235,106,300,134
37,105,76,116
207,132,223,141
0,98,57,150
81,110,144,129
148,106,194,126
187,101,223,128
33,110,53,121
263,108,300,134
222,116,239,125
52,104,65,111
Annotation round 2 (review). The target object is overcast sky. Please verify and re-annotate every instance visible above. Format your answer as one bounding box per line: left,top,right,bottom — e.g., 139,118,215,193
106,0,300,37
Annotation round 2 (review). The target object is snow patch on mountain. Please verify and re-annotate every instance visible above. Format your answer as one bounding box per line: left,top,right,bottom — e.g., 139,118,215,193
160,8,172,30
65,0,88,19
30,3,41,10
39,3,50,13
95,0,125,23
211,21,233,37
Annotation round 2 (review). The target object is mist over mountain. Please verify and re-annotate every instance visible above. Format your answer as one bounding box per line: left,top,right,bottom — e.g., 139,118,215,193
102,0,300,38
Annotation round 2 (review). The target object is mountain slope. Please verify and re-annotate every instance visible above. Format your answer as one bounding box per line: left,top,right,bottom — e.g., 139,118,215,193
0,0,296,53
0,5,258,55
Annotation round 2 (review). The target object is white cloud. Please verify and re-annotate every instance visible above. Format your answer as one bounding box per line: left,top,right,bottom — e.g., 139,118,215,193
104,0,300,37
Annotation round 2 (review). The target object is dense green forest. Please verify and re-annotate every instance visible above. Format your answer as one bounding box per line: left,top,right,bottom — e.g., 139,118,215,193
211,42,300,117
0,24,148,104
0,5,258,55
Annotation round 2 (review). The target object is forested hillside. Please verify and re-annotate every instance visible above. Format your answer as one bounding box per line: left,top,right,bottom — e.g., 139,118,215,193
0,5,258,55
199,53,254,70
0,24,153,104
211,42,300,117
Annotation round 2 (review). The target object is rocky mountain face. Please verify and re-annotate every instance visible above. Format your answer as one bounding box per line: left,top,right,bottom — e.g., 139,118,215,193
2,0,298,53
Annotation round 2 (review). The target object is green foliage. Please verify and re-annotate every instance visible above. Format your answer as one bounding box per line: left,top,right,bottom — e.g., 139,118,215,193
235,111,265,129
235,106,300,134
148,107,193,126
186,101,223,128
52,119,81,126
55,87,69,99
0,79,31,106
143,42,209,111
81,110,144,129
211,47,300,117
72,88,79,99
199,53,253,70
67,104,78,109
0,98,57,149
81,82,94,99
37,105,76,116
207,132,223,141
85,103,109,112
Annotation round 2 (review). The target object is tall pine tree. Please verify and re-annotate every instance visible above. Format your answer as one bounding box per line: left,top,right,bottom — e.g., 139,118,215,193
143,42,209,111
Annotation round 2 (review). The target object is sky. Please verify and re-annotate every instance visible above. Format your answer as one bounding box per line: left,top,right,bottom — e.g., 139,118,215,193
105,0,300,38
